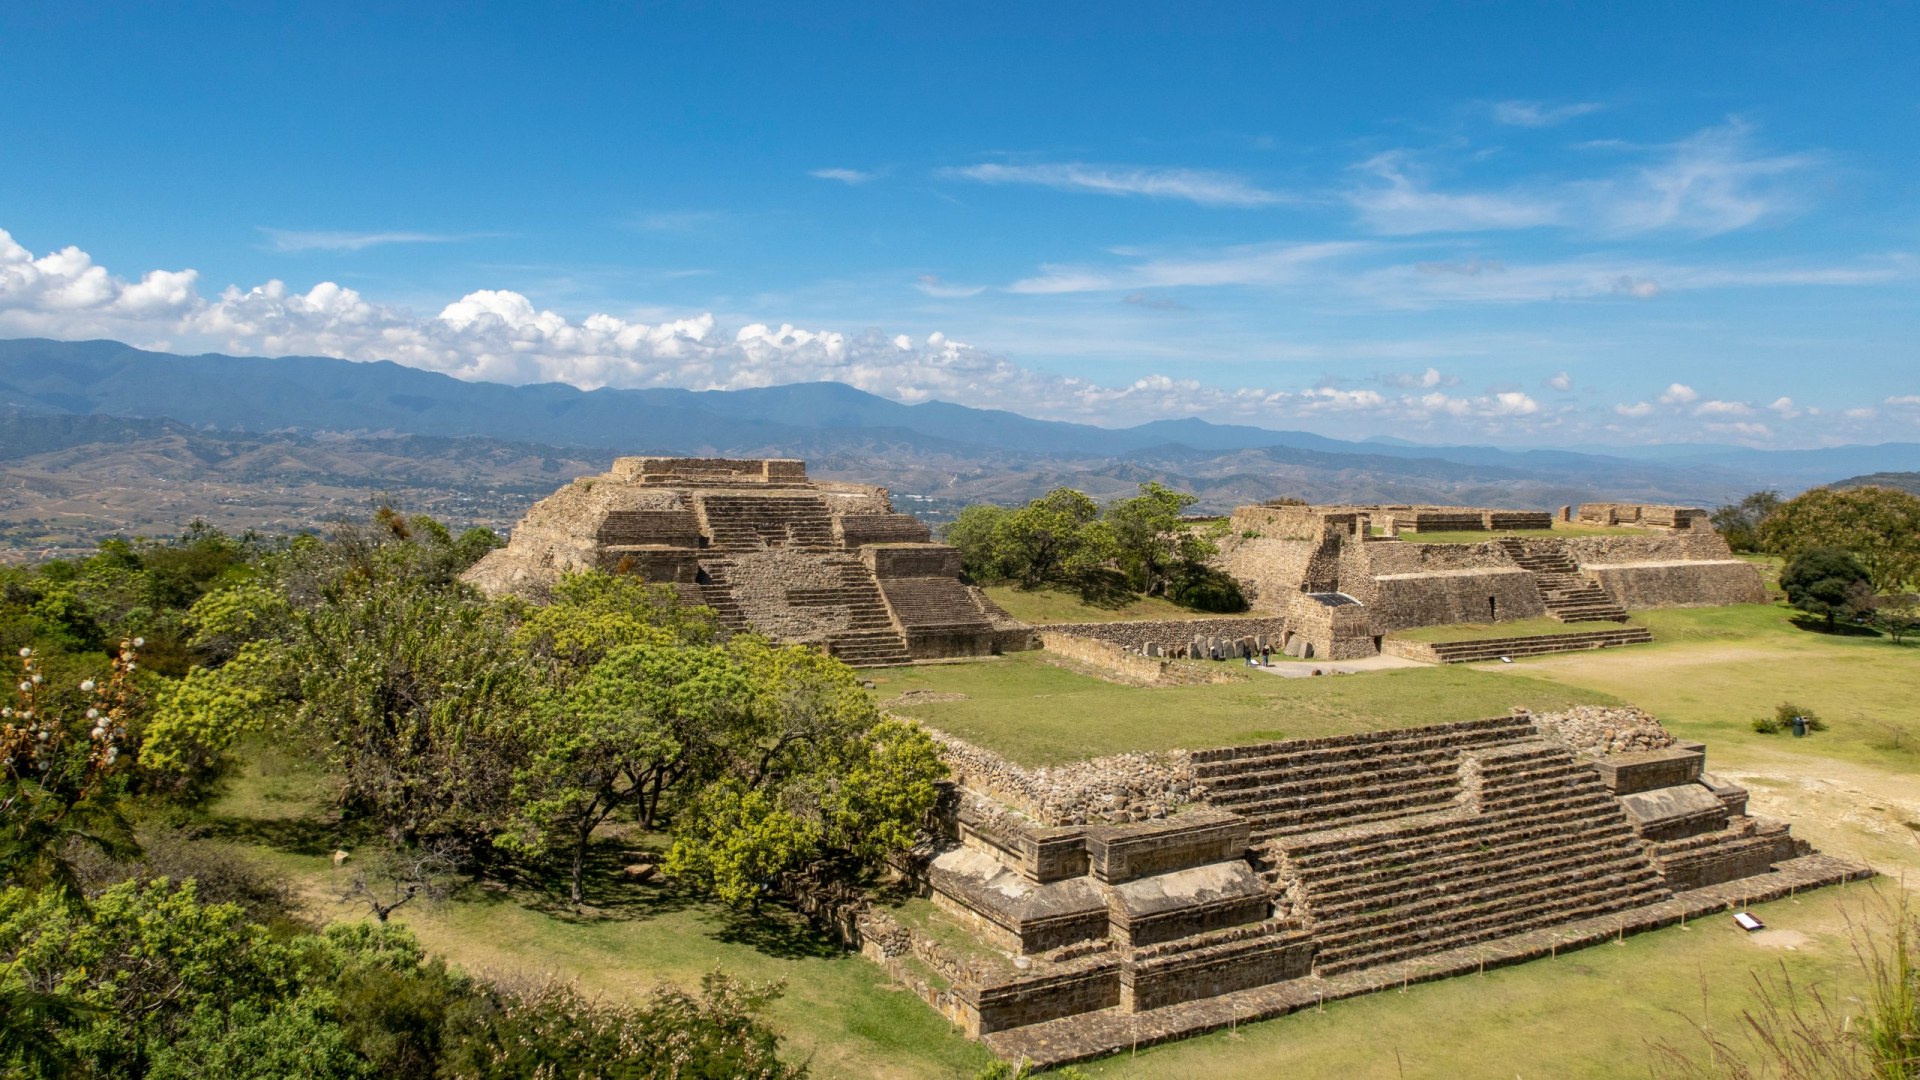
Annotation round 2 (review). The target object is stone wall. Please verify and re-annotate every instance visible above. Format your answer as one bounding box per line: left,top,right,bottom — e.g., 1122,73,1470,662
1364,569,1547,631
1584,561,1768,608
1037,631,1242,686
1040,618,1288,652
928,730,1199,827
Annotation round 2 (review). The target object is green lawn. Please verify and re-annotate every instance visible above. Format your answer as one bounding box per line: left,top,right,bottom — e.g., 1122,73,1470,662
980,585,1257,625
1479,603,1920,775
1388,615,1648,644
870,652,1618,766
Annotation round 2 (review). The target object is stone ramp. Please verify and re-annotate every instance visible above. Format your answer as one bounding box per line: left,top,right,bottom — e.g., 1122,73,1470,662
1381,625,1653,663
1496,537,1630,623
982,854,1873,1068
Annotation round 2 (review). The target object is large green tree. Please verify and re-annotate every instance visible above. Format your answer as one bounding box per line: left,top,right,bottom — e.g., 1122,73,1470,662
1759,485,1920,592
1779,546,1876,630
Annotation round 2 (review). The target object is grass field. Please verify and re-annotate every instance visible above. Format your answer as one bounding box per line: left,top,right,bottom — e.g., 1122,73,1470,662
980,585,1256,625
871,652,1617,765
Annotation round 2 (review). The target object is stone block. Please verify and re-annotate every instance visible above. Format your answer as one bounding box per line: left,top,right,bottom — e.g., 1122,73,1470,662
1083,810,1252,884
1594,748,1704,794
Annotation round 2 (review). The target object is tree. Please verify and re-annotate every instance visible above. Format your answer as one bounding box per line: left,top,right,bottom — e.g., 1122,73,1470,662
996,488,1108,589
1106,482,1202,596
941,504,1011,584
1779,547,1875,630
1709,490,1783,553
663,641,945,908
512,570,719,674
279,579,534,854
1759,485,1920,593
502,642,749,905
1871,592,1920,645
1,643,140,902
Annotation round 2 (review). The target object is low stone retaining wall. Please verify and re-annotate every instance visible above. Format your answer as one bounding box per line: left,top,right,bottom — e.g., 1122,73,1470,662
930,730,1200,827
1036,631,1240,686
1042,617,1288,652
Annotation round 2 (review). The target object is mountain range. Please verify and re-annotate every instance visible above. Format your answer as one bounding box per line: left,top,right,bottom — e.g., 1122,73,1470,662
2,337,1916,556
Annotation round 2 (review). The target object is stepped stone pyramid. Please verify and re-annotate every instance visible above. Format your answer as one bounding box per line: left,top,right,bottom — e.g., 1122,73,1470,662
464,457,1033,665
855,708,1869,1067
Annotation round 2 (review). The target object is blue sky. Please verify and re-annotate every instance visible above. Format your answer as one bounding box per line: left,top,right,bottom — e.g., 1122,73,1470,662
1,1,1916,446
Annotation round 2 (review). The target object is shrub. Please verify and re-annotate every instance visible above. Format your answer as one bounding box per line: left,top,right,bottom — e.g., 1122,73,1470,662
1751,714,1782,735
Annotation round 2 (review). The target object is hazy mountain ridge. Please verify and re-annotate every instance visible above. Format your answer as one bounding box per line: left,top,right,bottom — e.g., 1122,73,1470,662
2,337,1917,559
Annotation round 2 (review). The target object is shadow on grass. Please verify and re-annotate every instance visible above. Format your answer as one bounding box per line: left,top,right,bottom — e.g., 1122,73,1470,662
711,904,845,961
198,809,347,858
1787,616,1884,638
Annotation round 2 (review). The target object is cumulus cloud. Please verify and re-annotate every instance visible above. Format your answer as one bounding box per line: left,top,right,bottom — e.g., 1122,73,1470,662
809,168,876,184
1384,367,1458,389
0,226,1569,434
1768,396,1802,419
1548,371,1574,392
1658,383,1699,405
942,162,1287,208
1884,395,1920,406
1694,399,1753,416
1614,401,1655,417
1492,100,1605,127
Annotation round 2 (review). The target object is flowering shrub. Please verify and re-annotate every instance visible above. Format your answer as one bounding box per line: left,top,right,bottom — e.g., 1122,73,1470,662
1,640,142,897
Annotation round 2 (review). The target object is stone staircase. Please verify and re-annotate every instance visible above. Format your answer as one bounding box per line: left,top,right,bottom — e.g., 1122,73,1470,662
1383,626,1653,664
877,577,994,633
676,560,750,633
695,494,837,551
1273,740,1670,975
785,560,912,667
1191,716,1536,844
1495,537,1629,623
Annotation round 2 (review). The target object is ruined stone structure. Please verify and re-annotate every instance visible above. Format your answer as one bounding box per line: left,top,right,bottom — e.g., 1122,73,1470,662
464,457,1033,665
859,710,1868,1066
1218,503,1766,660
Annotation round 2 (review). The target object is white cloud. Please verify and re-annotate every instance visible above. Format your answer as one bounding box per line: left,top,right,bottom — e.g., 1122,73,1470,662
1658,383,1699,405
1844,407,1879,420
1589,121,1818,236
1348,121,1821,238
914,274,985,298
1492,100,1605,128
1548,371,1574,392
1884,395,1920,406
1349,152,1563,234
1385,366,1457,389
259,229,472,253
1768,396,1802,419
1694,399,1753,416
1007,240,1366,294
625,211,723,232
809,168,876,184
1614,401,1655,417
942,162,1287,208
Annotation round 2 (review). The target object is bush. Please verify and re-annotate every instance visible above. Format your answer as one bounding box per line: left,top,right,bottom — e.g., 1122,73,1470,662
1779,547,1876,629
1760,702,1825,734
1751,714,1782,734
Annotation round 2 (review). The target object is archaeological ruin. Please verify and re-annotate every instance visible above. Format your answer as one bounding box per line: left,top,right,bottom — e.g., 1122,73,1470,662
463,456,1032,665
853,708,1869,1067
1213,501,1768,662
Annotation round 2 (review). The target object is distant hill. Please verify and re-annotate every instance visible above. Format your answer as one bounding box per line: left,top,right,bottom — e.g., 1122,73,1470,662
1832,471,1920,495
4,337,1920,557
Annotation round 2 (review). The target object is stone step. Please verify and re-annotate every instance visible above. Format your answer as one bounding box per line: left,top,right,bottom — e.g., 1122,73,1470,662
1190,718,1537,779
1203,755,1458,797
1310,830,1654,919
1295,809,1639,896
1314,877,1668,975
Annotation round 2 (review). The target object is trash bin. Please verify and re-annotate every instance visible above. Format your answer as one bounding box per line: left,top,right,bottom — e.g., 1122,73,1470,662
1790,714,1808,738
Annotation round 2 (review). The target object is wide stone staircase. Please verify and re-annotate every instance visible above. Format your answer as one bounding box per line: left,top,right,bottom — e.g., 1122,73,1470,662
1274,741,1670,975
1495,537,1629,623
695,494,837,551
1192,716,1535,844
876,576,994,635
1384,625,1653,664
786,560,913,667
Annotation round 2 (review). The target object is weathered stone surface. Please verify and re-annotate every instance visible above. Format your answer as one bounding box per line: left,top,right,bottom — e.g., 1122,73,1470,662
464,457,1032,665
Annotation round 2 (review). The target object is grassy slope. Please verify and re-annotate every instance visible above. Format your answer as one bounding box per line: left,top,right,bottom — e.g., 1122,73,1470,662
871,653,1618,766
205,746,995,1080
980,585,1257,625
